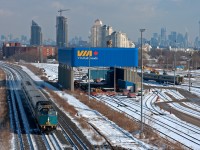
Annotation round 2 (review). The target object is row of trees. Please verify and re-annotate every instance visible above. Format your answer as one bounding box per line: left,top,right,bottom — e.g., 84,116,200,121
139,48,200,70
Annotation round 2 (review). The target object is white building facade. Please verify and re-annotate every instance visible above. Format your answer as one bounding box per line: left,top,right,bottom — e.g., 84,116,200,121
90,19,102,47
90,19,134,48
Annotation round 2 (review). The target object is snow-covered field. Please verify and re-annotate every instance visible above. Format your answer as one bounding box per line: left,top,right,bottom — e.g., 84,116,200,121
30,63,200,149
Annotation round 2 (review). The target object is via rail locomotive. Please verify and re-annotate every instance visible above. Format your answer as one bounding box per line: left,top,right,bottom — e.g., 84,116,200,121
139,72,184,85
22,76,58,132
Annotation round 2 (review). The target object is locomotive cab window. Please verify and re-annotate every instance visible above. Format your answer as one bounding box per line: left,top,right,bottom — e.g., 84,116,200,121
40,108,49,115
48,109,57,115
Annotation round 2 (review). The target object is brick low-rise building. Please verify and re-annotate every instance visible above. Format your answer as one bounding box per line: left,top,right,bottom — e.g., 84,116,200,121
2,42,56,62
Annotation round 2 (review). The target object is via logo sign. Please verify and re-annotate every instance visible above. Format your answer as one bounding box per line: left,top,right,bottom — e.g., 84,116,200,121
77,50,98,60
77,50,92,57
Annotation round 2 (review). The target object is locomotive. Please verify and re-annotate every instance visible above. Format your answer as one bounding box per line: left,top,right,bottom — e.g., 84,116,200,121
139,72,184,85
21,76,58,132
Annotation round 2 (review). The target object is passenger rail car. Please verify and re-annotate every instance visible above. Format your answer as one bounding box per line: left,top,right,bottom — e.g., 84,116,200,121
139,72,184,85
21,76,58,132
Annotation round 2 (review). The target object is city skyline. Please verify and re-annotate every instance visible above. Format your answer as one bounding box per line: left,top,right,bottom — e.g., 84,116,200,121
0,0,200,42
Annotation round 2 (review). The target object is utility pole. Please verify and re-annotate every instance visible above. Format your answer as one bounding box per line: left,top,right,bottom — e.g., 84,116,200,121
188,59,191,91
174,41,176,86
139,28,145,138
199,21,200,51
188,53,192,92
88,56,91,101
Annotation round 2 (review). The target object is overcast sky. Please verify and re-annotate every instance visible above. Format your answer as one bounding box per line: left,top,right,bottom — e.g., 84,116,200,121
1,0,200,42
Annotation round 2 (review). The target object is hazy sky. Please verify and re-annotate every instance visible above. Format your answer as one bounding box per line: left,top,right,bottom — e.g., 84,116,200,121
1,0,200,42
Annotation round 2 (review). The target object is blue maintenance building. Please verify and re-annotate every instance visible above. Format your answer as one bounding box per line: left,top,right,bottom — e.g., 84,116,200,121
58,47,138,90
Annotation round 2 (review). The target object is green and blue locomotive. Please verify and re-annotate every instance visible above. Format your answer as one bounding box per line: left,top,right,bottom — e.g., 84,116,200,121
22,77,58,132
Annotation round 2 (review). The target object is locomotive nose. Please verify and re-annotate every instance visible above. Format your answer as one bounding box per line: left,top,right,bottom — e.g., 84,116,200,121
46,117,50,125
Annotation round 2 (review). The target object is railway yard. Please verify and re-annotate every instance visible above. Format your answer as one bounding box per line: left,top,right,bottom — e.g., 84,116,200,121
1,62,200,149
1,63,97,150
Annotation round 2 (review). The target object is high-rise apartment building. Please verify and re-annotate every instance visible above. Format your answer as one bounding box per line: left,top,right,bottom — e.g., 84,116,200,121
161,28,166,41
56,16,68,47
30,20,42,46
160,27,167,47
169,31,177,47
184,32,189,48
101,25,113,47
90,19,134,48
110,31,133,47
90,19,103,47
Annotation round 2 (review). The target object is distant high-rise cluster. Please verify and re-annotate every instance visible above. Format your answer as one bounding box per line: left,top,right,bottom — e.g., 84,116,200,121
89,19,134,48
30,20,42,46
56,16,68,48
2,17,200,50
149,28,190,49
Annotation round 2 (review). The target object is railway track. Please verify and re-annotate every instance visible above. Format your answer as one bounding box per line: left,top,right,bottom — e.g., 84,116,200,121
158,89,200,119
51,100,92,150
94,93,200,149
144,90,200,147
2,62,93,150
147,89,200,131
4,67,34,150
5,61,200,149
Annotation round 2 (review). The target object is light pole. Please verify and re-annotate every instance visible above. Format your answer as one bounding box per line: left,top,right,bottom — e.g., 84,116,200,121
174,41,176,86
199,21,200,51
88,50,91,101
140,28,145,137
188,59,191,91
188,53,192,91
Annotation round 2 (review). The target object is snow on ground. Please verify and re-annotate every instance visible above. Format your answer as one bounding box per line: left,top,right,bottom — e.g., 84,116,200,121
22,65,154,149
33,63,58,81
30,63,200,149
96,91,200,149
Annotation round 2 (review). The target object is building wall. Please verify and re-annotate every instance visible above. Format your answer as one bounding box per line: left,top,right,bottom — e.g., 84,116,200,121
110,31,131,47
42,46,56,57
101,25,113,47
58,47,139,91
58,63,74,90
58,47,138,67
90,19,102,47
2,42,55,62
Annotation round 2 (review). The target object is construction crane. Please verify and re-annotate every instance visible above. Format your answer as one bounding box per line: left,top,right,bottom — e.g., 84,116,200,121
58,9,70,16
